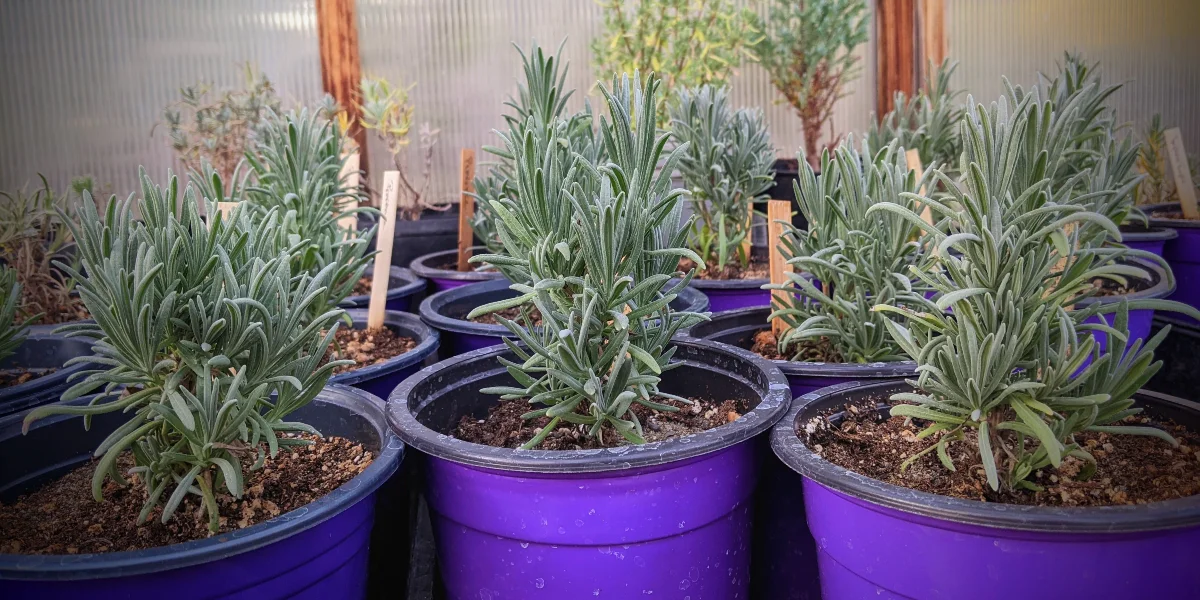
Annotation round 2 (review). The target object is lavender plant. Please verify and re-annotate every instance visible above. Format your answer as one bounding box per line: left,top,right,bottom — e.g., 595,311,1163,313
869,91,1200,492
0,177,88,325
869,60,963,172
669,85,775,274
245,106,376,312
22,169,350,531
0,268,36,364
767,139,933,363
468,72,707,448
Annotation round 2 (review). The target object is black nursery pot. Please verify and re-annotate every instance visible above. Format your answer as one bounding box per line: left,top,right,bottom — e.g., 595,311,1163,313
365,207,462,271
0,333,93,419
0,384,403,599
339,265,426,313
386,337,790,598
418,279,711,357
770,380,1200,599
764,158,809,230
329,309,440,402
1147,315,1200,399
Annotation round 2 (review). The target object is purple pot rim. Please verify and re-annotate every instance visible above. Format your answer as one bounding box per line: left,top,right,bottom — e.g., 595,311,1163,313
419,279,710,338
770,379,1200,533
1071,256,1174,308
1145,202,1200,230
1115,225,1178,242
680,306,918,378
328,309,440,388
386,337,790,474
408,246,504,283
0,384,403,580
338,265,425,308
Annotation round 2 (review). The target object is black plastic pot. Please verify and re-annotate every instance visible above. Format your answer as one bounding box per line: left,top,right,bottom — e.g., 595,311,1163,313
418,278,711,358
330,309,440,402
770,380,1200,598
339,265,426,313
387,337,789,598
408,246,503,294
365,207,462,272
1147,315,1200,399
0,334,93,419
764,158,808,230
1115,223,1178,257
0,384,404,599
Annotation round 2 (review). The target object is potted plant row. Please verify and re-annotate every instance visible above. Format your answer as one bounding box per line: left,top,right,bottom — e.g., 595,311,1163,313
771,86,1200,599
389,70,790,598
0,172,403,597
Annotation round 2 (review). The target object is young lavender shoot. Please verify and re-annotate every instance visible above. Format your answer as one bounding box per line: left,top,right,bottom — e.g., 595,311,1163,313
670,85,775,273
468,71,708,448
869,91,1200,492
869,60,964,173
766,139,934,363
23,169,352,532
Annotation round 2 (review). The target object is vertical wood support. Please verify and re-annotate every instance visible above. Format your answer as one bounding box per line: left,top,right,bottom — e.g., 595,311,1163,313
368,171,400,330
318,0,369,174
876,0,918,115
917,0,946,81
458,149,477,271
768,200,793,338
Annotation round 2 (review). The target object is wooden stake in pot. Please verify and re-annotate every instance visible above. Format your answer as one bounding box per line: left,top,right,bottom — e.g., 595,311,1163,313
458,149,476,272
768,200,793,338
215,201,238,222
1164,128,1199,220
337,151,362,234
368,171,400,330
906,148,933,225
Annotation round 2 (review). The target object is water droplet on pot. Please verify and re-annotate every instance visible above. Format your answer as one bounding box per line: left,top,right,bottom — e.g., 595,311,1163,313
679,579,691,590
575,519,584,527
520,542,529,548
535,578,545,589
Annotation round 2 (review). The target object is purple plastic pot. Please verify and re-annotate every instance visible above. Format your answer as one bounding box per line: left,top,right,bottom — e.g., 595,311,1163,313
0,333,93,419
419,279,711,358
1115,224,1177,257
339,265,426,313
330,309,439,402
1149,202,1200,323
1074,257,1173,355
681,306,914,600
0,384,403,599
387,338,790,598
409,246,504,294
772,379,1200,599
687,276,770,312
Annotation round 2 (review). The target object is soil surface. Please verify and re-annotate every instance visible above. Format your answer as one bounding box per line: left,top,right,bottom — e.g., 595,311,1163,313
468,305,544,327
324,327,416,375
1089,272,1153,298
0,434,373,555
350,276,374,297
751,329,845,363
1149,209,1196,222
456,396,746,450
680,257,769,281
803,398,1200,507
0,368,54,388
433,258,497,273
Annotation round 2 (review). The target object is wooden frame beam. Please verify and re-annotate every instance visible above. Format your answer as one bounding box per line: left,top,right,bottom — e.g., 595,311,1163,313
317,0,369,174
876,0,917,116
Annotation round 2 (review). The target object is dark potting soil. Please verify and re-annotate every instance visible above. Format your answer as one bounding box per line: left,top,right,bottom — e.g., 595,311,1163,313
0,368,55,388
324,327,417,375
803,398,1200,507
24,303,90,326
0,434,374,555
1088,271,1154,298
679,257,769,281
468,305,544,327
750,329,844,363
1149,209,1196,221
455,396,747,450
350,276,374,297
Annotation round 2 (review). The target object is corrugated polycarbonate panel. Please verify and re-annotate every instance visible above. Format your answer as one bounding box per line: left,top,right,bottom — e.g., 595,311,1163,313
357,0,877,204
947,0,1200,149
0,0,324,197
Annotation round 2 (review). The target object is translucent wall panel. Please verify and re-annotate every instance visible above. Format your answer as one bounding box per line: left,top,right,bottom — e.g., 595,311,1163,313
947,0,1200,149
358,0,877,204
0,0,324,197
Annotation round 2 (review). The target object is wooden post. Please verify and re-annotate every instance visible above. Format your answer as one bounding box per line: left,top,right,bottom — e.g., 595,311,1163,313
1165,128,1199,219
876,0,918,115
917,0,946,82
337,151,361,234
368,171,400,330
457,149,476,271
768,200,793,338
317,0,368,175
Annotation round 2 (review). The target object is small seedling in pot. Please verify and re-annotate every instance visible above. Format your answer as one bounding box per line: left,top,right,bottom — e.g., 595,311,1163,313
766,139,934,363
469,71,708,448
670,85,775,277
868,90,1200,492
358,75,445,220
23,169,351,532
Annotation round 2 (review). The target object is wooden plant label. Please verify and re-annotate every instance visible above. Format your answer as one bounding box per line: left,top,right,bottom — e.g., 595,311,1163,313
1164,128,1199,219
457,149,476,272
741,210,753,258
337,151,362,235
216,201,238,222
368,171,400,330
767,200,793,338
906,148,933,225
